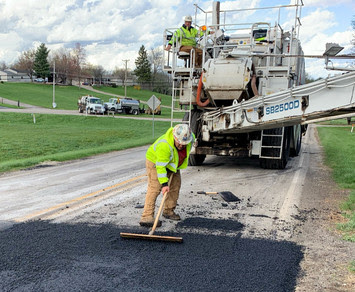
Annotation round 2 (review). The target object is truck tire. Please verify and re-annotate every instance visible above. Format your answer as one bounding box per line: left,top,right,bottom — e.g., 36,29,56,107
259,127,291,169
290,124,302,157
183,110,206,166
132,109,139,115
78,107,83,113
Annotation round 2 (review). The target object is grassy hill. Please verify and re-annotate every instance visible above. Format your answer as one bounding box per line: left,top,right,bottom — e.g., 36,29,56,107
0,82,173,108
0,82,112,110
0,112,170,173
0,82,185,119
93,85,172,106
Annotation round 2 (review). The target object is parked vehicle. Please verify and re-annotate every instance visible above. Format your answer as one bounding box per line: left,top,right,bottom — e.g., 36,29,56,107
78,95,105,114
34,78,44,82
104,98,141,115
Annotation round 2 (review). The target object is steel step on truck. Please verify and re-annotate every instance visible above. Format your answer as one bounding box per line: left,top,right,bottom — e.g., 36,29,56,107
163,0,355,169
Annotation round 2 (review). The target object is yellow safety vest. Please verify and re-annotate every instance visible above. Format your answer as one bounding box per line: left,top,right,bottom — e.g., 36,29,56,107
169,25,202,47
146,127,195,184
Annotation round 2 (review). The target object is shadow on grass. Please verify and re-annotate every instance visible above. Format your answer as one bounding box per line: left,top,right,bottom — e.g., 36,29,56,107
0,220,303,292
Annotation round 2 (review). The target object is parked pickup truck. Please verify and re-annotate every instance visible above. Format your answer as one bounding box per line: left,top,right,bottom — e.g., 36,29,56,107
78,95,105,114
104,98,141,115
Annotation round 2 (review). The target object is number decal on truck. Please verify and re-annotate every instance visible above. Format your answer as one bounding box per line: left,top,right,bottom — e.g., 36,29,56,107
265,100,300,115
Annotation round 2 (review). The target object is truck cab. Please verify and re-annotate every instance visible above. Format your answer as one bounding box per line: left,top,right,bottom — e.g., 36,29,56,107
78,95,105,115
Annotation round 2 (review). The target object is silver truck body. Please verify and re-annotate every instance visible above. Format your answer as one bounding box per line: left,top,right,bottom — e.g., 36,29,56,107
104,98,140,115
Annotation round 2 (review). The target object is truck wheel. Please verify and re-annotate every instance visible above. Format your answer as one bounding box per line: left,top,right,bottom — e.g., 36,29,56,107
88,108,92,114
260,127,291,169
183,110,206,166
132,109,139,115
189,154,206,166
290,125,302,157
78,108,83,113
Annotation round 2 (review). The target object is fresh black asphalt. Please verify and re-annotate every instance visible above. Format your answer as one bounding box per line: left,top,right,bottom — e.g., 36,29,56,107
0,218,303,291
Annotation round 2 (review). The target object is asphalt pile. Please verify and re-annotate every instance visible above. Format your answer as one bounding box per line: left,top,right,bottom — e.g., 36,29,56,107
176,217,245,232
0,220,303,291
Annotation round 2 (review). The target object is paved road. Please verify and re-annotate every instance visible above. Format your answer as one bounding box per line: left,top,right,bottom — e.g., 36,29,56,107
0,125,353,291
0,126,311,290
0,96,174,121
0,146,148,230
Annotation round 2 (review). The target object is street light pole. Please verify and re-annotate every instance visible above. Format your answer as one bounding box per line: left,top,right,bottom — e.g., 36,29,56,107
123,59,129,99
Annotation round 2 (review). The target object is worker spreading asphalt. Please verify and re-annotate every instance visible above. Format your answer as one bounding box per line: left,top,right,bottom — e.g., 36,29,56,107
0,219,303,291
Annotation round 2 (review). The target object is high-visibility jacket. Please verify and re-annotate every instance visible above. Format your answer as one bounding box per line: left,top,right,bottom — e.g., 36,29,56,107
146,127,195,185
169,25,202,47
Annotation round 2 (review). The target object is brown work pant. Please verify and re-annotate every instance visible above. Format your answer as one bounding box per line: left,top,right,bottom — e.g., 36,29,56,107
141,159,181,219
180,46,203,67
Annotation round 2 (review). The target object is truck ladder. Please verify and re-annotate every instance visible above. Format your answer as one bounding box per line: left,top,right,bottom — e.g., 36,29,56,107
169,56,197,128
260,128,284,159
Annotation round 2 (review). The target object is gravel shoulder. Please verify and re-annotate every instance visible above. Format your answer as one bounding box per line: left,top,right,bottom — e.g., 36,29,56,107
293,126,354,291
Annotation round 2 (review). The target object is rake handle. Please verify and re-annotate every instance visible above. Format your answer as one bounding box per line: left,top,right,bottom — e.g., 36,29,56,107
149,191,168,235
197,191,218,195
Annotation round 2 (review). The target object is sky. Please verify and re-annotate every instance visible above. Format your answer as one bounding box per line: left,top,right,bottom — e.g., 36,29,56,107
0,0,353,78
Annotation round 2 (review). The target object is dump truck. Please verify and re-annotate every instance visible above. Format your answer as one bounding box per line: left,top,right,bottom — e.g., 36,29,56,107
104,97,141,115
78,95,105,114
163,1,355,169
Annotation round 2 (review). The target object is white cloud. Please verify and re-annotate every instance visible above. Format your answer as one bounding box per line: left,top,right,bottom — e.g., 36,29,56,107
0,0,352,79
303,28,353,79
300,0,352,7
299,9,336,42
85,42,138,71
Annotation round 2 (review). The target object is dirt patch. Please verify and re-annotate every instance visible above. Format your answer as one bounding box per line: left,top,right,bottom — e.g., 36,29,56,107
294,128,355,291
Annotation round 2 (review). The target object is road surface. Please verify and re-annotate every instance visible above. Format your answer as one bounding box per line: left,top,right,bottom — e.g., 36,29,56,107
0,125,353,291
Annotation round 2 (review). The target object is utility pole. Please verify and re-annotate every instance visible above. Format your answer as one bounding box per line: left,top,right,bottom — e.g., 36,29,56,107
123,59,129,98
52,61,56,108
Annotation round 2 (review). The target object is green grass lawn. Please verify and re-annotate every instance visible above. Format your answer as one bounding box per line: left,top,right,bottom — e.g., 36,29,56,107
318,118,354,125
0,82,184,120
0,102,24,109
0,112,170,173
317,126,355,242
0,82,112,110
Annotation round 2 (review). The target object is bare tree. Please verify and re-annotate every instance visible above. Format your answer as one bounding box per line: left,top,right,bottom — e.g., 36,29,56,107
91,65,105,85
72,43,86,88
149,47,163,81
0,61,8,70
13,49,36,80
113,66,131,85
52,48,76,85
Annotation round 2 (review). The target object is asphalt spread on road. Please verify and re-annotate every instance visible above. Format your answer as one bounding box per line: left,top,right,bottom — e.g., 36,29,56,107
0,219,303,291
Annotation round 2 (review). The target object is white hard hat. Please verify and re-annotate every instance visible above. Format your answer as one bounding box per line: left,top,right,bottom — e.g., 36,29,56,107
184,15,192,22
173,124,193,145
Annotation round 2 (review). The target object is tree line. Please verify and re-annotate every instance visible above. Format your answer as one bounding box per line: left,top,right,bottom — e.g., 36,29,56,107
4,43,171,93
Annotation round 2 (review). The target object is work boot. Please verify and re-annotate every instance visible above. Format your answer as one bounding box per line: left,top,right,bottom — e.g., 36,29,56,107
139,216,162,228
162,211,181,221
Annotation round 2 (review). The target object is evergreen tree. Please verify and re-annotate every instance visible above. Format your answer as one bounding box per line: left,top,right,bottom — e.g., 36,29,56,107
33,43,50,78
134,45,151,83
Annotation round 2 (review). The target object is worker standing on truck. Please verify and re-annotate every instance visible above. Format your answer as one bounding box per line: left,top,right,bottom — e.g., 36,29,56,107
165,15,205,67
139,124,195,227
